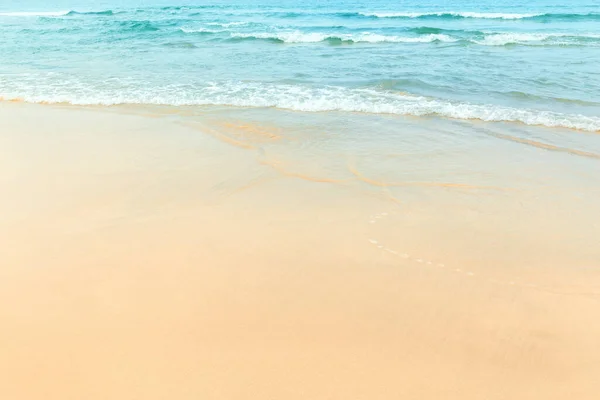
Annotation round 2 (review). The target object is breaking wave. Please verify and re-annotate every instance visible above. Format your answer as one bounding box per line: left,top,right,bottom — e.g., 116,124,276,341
229,31,456,44
2,82,599,132
0,10,117,17
354,11,600,21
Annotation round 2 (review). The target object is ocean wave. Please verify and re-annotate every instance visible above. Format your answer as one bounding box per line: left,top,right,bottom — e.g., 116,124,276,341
0,11,70,17
66,10,118,16
2,82,598,132
358,11,543,19
159,5,229,11
4,9,600,23
355,11,600,21
206,21,251,28
476,32,600,46
409,26,476,35
117,20,160,33
0,10,117,17
180,27,599,47
180,27,224,34
162,41,198,49
230,31,456,44
261,10,542,20
501,91,599,106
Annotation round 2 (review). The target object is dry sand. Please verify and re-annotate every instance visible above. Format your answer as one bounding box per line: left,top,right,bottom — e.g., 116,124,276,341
1,103,599,399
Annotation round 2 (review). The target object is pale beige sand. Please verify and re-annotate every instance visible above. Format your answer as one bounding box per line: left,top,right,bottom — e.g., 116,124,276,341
1,103,599,400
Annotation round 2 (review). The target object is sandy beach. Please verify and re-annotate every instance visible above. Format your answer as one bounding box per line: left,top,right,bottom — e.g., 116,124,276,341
1,102,599,399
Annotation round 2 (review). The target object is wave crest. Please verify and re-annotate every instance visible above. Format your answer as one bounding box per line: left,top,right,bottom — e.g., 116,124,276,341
66,10,117,16
0,11,70,17
0,9,117,17
181,27,600,47
230,31,456,44
358,11,543,19
477,32,600,46
355,11,600,21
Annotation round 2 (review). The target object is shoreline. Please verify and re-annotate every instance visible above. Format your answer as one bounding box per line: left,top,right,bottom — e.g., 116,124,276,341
1,102,600,399
2,96,600,134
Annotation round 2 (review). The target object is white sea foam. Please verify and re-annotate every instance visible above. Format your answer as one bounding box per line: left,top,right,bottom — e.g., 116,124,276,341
360,11,542,19
232,31,330,43
0,11,70,17
206,21,250,28
478,33,554,45
231,31,456,43
178,26,599,46
477,32,600,45
179,26,599,46
2,81,599,132
180,27,223,34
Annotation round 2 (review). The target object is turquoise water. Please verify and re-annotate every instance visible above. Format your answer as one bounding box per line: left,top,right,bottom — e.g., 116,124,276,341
1,0,600,131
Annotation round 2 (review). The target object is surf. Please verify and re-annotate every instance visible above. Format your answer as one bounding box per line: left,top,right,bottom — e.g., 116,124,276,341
2,83,599,132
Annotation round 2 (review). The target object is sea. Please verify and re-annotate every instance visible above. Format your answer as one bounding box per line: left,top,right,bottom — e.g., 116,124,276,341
1,0,600,128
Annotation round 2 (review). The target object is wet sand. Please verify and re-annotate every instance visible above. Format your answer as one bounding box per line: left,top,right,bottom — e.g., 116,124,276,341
1,103,599,400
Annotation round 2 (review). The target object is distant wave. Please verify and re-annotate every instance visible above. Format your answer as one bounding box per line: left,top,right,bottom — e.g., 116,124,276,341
66,10,118,16
206,21,251,28
358,11,542,19
354,11,600,21
180,27,224,34
476,32,600,46
0,11,70,17
117,20,160,33
2,82,598,132
162,41,198,49
0,9,117,17
3,9,600,23
408,27,477,35
159,5,228,11
181,27,600,46
180,22,254,34
229,31,456,44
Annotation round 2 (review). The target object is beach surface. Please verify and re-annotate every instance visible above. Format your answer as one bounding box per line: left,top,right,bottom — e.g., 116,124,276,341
1,102,600,399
